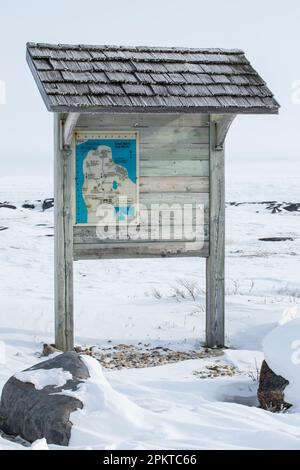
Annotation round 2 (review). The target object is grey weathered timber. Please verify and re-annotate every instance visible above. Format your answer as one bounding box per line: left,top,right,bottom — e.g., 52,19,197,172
76,113,210,178
54,113,74,351
140,159,209,177
214,114,236,149
73,113,210,260
139,191,208,205
205,115,227,347
73,224,209,243
76,114,210,180
63,112,80,146
139,144,209,160
73,241,209,260
139,176,209,193
77,112,209,128
77,124,209,144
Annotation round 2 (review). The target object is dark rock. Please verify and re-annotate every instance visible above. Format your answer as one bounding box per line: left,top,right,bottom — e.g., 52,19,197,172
42,198,54,211
0,202,16,210
283,203,300,212
0,227,8,231
22,198,54,211
258,360,291,411
42,343,60,356
227,201,300,214
0,352,89,446
259,237,294,242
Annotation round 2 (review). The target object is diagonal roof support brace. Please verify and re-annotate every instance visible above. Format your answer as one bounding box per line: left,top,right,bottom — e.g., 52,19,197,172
214,114,236,151
62,112,80,149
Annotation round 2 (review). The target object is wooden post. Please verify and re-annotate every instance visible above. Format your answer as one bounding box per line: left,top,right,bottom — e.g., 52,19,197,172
206,115,225,348
54,113,74,351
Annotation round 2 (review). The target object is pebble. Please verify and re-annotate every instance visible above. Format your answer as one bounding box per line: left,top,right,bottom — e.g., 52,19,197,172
78,344,224,370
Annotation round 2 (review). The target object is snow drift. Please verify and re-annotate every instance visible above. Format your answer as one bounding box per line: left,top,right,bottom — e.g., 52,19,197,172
66,355,160,447
263,318,300,410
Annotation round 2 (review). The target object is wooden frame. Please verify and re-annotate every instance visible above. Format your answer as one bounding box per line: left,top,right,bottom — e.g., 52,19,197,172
54,113,74,351
26,42,279,354
54,111,235,351
206,116,225,348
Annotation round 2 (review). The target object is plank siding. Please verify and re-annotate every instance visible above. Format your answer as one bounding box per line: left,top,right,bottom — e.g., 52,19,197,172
139,144,209,160
140,176,209,193
140,160,209,176
77,112,209,128
74,224,209,243
73,241,209,260
73,112,210,259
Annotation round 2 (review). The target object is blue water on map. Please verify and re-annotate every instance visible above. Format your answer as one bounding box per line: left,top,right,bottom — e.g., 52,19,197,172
76,139,137,224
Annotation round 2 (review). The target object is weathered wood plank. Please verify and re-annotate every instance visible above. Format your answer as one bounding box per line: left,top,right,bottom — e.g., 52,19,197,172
206,115,225,348
75,126,209,145
74,224,209,244
140,143,209,160
77,112,209,129
73,240,209,260
54,113,74,351
215,114,236,149
73,112,211,260
140,176,209,193
63,112,80,147
140,192,209,205
140,159,209,176
137,126,209,144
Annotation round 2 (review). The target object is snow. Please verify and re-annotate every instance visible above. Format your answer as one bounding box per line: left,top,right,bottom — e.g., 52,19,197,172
63,355,156,448
263,318,300,410
31,438,49,450
279,306,300,326
63,353,300,450
15,367,72,390
0,156,300,449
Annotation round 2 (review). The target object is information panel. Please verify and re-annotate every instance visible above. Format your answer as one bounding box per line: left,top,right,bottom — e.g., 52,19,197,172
75,131,138,225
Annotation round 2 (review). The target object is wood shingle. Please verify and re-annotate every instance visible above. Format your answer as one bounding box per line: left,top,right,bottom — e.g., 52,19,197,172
26,42,279,113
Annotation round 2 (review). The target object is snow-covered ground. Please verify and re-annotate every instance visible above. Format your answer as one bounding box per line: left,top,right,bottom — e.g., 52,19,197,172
0,155,300,450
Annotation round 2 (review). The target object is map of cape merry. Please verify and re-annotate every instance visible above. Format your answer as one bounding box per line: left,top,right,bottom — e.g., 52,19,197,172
75,133,138,224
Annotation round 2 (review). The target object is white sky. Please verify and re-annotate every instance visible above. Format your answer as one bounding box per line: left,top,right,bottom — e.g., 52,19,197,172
0,0,299,177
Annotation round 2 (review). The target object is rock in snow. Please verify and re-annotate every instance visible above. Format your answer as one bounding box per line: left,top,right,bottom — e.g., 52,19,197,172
22,198,54,211
258,360,291,411
0,352,89,446
42,343,60,356
259,316,300,411
0,352,156,448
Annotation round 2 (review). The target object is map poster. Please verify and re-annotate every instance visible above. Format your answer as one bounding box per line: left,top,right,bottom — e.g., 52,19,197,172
75,131,139,225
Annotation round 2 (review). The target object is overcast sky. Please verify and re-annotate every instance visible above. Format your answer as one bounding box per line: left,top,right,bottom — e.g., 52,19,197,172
0,0,299,177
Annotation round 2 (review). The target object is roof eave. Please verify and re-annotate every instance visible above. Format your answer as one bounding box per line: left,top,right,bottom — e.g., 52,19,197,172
26,48,52,112
46,104,280,115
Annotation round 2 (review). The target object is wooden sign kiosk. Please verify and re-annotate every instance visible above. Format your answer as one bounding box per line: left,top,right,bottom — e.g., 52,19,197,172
27,43,279,351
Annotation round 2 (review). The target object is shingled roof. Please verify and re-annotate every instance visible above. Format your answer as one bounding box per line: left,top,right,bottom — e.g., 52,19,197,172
26,43,279,114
